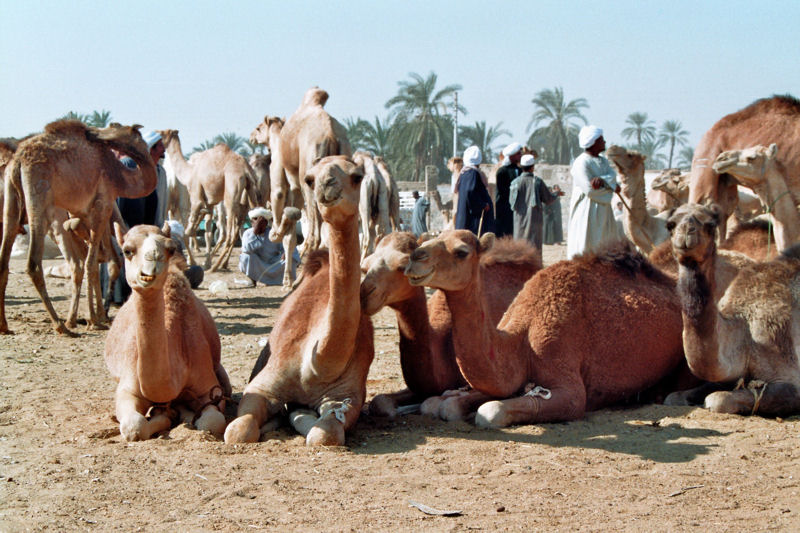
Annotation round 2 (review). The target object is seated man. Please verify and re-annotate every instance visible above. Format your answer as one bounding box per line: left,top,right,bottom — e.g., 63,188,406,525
166,220,204,289
238,208,299,287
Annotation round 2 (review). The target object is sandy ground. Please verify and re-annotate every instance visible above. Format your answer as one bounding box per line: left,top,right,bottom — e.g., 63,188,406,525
1,243,799,532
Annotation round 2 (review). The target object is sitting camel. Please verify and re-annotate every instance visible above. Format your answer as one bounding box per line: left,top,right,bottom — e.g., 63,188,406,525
664,203,800,416
712,143,800,252
649,169,688,213
225,156,373,446
105,223,231,440
404,230,686,428
0,120,156,336
360,232,541,420
353,151,391,259
159,129,260,272
605,145,670,253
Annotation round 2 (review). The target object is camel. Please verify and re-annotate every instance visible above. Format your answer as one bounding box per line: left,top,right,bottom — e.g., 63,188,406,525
159,129,260,272
248,153,271,213
650,169,688,212
352,151,391,259
360,232,542,419
403,230,686,428
712,143,800,252
606,145,670,253
105,223,230,440
373,156,401,231
689,95,800,240
664,203,800,416
0,120,156,336
225,155,373,446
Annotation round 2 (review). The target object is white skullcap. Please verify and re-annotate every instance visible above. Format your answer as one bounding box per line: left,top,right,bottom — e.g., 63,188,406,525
463,145,482,166
142,130,162,149
578,125,603,149
502,142,523,157
520,154,536,167
248,207,272,220
166,219,184,239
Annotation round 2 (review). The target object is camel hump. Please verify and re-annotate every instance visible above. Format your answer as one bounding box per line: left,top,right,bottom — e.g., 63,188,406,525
302,87,329,108
44,119,89,136
592,240,671,282
480,236,542,270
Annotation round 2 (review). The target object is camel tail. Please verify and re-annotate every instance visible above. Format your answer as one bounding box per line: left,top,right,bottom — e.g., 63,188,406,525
248,341,271,383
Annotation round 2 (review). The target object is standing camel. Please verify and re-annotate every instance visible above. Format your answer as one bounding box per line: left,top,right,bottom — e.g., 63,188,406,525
373,156,401,231
0,120,156,336
159,129,260,272
225,156,372,446
352,151,391,259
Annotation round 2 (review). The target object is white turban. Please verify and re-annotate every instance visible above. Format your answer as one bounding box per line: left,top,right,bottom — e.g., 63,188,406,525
578,125,603,149
520,154,536,168
142,130,162,149
248,207,272,221
502,142,522,157
463,145,482,166
166,219,184,239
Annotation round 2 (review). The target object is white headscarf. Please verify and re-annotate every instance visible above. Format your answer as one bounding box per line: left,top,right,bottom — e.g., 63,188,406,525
519,154,536,168
248,207,272,221
166,219,184,239
502,142,522,157
463,145,482,166
142,130,162,149
578,126,603,149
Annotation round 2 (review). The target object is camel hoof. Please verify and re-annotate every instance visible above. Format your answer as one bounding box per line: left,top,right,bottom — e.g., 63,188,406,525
56,323,79,338
224,415,260,443
368,395,398,418
195,407,226,438
306,424,345,447
420,396,444,417
475,401,510,428
88,323,110,331
439,397,469,421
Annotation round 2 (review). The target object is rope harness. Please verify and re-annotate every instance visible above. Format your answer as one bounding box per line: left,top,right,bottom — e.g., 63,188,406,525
144,384,231,426
735,378,768,415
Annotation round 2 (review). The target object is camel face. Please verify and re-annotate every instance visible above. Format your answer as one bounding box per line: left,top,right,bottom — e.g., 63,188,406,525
360,232,418,314
118,225,176,291
712,144,776,188
667,204,719,264
651,169,688,197
250,117,283,146
606,145,645,186
405,230,489,291
306,156,363,224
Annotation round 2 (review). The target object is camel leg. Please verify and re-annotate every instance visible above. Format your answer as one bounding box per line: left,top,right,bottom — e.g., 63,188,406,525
281,223,297,290
704,382,800,417
0,179,23,334
475,384,587,428
83,214,109,330
305,398,361,447
663,381,732,406
202,213,214,270
115,388,172,441
49,222,85,329
224,388,285,444
184,204,204,267
436,389,494,421
210,208,238,272
369,388,418,418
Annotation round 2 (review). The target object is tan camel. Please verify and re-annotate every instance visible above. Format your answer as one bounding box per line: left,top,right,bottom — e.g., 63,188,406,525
360,232,541,419
650,169,688,212
106,223,230,440
0,120,156,336
712,143,800,251
664,203,800,416
373,156,401,231
225,156,373,446
248,153,271,213
606,145,670,253
159,129,260,272
353,151,391,259
689,95,800,239
404,230,686,427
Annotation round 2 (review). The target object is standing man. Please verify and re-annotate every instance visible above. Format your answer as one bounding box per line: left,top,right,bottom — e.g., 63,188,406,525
455,146,495,236
410,190,429,237
543,184,564,245
567,125,621,259
494,142,522,237
509,154,561,260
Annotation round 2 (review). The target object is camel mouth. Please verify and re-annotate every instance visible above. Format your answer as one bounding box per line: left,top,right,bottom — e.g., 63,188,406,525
405,268,433,286
136,273,157,287
712,156,736,173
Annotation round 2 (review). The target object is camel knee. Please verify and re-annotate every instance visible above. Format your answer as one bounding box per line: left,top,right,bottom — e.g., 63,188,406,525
224,414,261,443
368,394,398,418
475,400,511,428
420,395,445,417
704,390,751,414
439,396,471,421
195,406,226,438
119,412,149,441
306,415,346,447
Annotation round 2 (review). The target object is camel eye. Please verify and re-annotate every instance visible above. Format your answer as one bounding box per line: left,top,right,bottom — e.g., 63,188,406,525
123,248,134,259
455,249,469,259
666,220,676,232
352,173,363,185
304,176,314,187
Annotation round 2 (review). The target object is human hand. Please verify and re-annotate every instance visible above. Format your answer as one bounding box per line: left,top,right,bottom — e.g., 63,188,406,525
590,178,605,190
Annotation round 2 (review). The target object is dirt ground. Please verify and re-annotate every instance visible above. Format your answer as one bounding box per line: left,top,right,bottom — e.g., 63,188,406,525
1,243,799,532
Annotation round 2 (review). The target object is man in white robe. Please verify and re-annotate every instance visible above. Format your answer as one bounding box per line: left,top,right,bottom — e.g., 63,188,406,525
567,126,622,259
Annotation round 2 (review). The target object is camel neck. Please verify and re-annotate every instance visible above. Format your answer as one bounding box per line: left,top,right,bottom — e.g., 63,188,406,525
165,137,192,184
619,166,648,222
757,165,800,250
130,288,178,403
107,149,158,199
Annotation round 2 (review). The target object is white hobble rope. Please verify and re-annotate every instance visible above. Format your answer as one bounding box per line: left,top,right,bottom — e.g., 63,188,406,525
333,398,352,423
524,385,552,400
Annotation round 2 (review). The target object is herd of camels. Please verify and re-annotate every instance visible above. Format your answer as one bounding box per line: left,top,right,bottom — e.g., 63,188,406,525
1,89,799,444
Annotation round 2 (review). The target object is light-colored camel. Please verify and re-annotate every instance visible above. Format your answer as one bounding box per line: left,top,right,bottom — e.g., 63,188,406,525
352,151,391,259
248,153,271,213
650,169,688,212
225,156,373,446
360,232,542,420
0,120,156,336
373,156,401,231
664,203,800,416
713,143,800,252
106,223,230,440
606,145,670,253
404,230,686,428
159,129,260,272
689,95,800,239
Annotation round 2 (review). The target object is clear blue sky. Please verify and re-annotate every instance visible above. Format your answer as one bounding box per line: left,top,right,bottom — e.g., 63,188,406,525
2,0,798,167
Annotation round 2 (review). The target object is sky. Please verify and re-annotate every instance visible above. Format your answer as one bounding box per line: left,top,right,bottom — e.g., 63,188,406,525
2,0,799,168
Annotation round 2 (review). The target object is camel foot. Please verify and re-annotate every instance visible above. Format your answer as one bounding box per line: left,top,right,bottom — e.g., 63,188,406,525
439,396,471,421
368,395,398,418
420,396,445,418
224,414,260,443
195,406,226,438
55,322,79,338
306,415,345,447
475,401,511,428
87,322,109,331
0,328,13,335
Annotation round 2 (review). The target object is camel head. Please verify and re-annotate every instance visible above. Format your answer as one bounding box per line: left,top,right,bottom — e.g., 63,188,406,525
360,232,420,315
301,86,329,108
88,122,149,160
305,156,363,226
159,129,180,150
606,145,646,187
250,116,283,146
405,230,495,291
114,223,177,292
712,143,778,188
651,168,688,196
666,203,720,265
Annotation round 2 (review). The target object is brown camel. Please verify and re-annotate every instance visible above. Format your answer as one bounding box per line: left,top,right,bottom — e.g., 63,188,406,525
689,95,800,239
225,156,373,446
373,156,401,231
404,230,685,427
0,120,156,336
606,145,670,253
105,223,230,440
159,129,260,272
664,203,800,416
248,153,271,214
360,232,541,420
353,151,391,259
713,143,800,251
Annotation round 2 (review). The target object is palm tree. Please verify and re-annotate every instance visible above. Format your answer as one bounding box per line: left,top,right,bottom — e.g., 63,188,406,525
86,109,112,128
526,87,589,165
621,112,656,150
658,120,690,169
459,120,511,162
676,145,694,170
343,117,368,151
633,139,668,170
60,111,89,123
385,71,464,180
356,116,394,158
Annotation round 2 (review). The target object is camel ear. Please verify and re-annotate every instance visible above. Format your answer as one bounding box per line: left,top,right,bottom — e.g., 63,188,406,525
113,221,126,245
417,232,433,244
478,232,495,253
767,143,778,158
161,221,171,239
705,203,722,227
